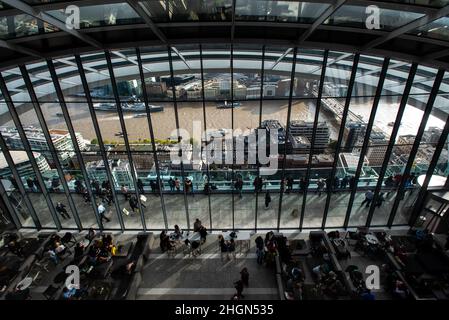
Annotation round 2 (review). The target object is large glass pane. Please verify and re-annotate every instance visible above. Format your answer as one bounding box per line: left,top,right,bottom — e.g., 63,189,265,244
138,0,233,22
410,16,449,42
235,1,330,23
0,145,35,228
323,5,424,30
302,52,354,228
47,3,143,29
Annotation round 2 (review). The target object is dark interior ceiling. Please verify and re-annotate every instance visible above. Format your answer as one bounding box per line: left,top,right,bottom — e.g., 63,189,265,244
0,0,449,70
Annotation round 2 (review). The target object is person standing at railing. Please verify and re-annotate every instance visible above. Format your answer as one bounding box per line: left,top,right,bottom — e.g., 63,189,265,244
333,176,340,191
286,176,294,193
234,178,243,199
300,177,308,193
168,177,176,191
349,176,356,189
316,179,325,197
341,176,349,189
253,176,263,193
265,191,271,209
384,175,394,197
175,177,180,192
137,178,144,194
185,178,194,197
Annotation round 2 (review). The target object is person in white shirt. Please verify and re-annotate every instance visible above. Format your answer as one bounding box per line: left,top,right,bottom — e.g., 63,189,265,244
98,203,110,223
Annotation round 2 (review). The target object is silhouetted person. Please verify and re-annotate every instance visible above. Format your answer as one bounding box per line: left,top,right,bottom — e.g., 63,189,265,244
234,280,244,299
361,190,374,208
300,178,308,193
92,180,100,194
137,179,144,194
349,176,356,189
286,177,294,193
376,192,385,208
185,178,193,196
56,202,70,220
341,176,349,189
240,268,249,287
316,179,325,197
235,178,243,199
129,196,139,213
9,176,18,190
265,191,271,209
121,185,130,200
253,176,263,193
168,177,175,191
26,177,34,191
98,203,110,223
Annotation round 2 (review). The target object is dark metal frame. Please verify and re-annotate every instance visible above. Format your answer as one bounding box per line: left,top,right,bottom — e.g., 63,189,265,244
321,54,360,229
387,69,445,227
276,47,298,231
365,63,418,227
104,50,147,230
75,54,125,230
299,49,329,230
47,59,103,229
167,45,190,230
0,73,61,230
135,47,169,230
255,45,266,231
408,102,449,226
0,131,40,229
20,64,82,230
198,44,213,231
341,58,390,228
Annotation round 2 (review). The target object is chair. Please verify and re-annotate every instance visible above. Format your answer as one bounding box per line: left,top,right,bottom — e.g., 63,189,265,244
191,241,201,257
61,232,77,248
42,284,59,300
27,268,42,288
183,241,192,257
35,254,51,272
228,248,236,260
167,243,176,258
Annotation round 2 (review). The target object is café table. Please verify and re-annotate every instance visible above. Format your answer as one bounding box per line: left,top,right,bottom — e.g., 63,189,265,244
222,231,253,254
365,233,379,245
169,231,203,254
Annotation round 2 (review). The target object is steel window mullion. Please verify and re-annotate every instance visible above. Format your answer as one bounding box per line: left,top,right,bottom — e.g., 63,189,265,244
255,45,266,231
168,46,190,230
74,54,125,230
135,47,168,230
298,49,328,230
341,58,390,228
409,108,449,226
104,50,146,230
277,47,298,231
20,65,83,230
312,54,360,230
0,133,40,229
231,44,235,230
199,44,213,231
0,73,61,230
47,59,102,229
365,63,418,227
387,69,445,227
